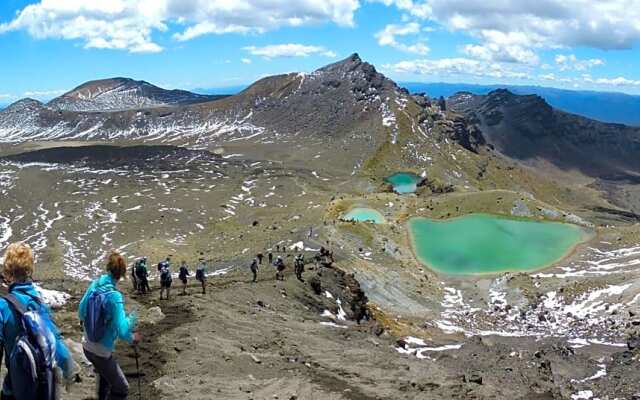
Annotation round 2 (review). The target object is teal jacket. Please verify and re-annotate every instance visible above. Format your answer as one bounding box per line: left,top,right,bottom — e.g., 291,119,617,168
78,274,137,354
0,282,74,379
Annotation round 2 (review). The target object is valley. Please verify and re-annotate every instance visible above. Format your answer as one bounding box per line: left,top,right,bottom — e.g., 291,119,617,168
0,54,639,399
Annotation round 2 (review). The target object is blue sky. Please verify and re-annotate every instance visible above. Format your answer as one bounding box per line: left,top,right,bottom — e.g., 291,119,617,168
2,0,640,103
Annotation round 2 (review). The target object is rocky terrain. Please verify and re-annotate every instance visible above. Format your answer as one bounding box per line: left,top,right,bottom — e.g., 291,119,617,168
0,55,639,399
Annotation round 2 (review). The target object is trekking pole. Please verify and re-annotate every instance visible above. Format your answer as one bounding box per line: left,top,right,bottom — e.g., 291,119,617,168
134,344,142,400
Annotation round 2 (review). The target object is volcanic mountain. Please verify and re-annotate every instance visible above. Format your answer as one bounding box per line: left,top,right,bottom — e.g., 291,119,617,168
448,89,640,180
0,54,481,180
47,77,224,112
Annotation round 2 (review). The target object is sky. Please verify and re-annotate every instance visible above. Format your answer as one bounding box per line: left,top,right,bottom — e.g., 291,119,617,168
2,0,640,104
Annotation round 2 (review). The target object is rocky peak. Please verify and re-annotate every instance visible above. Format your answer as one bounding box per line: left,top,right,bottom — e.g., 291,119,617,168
485,89,551,113
3,98,44,114
316,53,363,74
56,77,148,100
46,77,219,112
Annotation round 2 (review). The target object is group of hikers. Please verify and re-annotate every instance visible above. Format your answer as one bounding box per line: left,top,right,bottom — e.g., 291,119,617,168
0,241,136,400
0,240,336,400
130,255,208,300
249,245,335,283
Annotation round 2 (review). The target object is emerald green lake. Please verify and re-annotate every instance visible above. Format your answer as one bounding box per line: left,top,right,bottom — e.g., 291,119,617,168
408,214,589,274
342,208,386,224
385,172,421,194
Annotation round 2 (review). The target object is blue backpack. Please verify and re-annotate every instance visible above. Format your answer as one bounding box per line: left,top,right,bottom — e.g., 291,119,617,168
3,293,58,400
84,285,115,343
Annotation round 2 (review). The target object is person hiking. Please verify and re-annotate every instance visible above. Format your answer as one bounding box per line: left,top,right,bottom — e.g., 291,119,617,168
195,259,207,294
158,260,172,301
135,258,150,294
250,258,259,283
130,261,138,292
294,254,305,282
256,253,264,265
268,252,273,265
79,251,139,400
273,256,285,281
178,261,190,295
0,242,77,400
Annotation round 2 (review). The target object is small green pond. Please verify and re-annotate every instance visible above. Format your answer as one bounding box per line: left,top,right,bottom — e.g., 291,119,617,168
408,213,589,274
385,172,421,194
342,208,386,224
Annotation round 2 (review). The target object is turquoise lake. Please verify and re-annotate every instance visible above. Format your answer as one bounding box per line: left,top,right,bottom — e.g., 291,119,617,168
342,208,386,224
408,213,589,274
385,172,421,194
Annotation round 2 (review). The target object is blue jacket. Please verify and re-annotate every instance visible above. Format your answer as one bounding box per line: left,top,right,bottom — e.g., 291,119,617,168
0,282,73,378
78,274,137,354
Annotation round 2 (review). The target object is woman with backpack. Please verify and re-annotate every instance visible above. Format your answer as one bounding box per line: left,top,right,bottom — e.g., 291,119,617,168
79,251,140,400
0,242,76,400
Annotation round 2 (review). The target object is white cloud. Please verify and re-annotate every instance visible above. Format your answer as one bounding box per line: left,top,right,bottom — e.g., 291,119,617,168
555,54,604,71
23,89,67,97
375,23,430,55
584,76,640,87
243,44,336,58
537,73,574,83
383,58,530,80
0,0,166,53
380,0,640,65
414,0,640,50
462,30,539,64
373,0,432,19
241,58,252,64
0,0,360,52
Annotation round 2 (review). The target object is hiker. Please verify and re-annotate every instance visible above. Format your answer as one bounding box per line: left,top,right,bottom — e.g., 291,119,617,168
273,256,285,281
276,245,280,253
178,261,190,295
294,254,305,282
250,258,259,283
257,253,264,265
130,262,138,292
79,251,139,400
195,259,207,294
159,260,172,300
135,258,150,294
320,246,328,257
0,242,77,400
268,252,273,265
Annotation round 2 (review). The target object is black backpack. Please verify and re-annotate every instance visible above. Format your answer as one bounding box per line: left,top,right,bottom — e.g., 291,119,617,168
195,267,205,282
160,266,172,283
3,294,58,400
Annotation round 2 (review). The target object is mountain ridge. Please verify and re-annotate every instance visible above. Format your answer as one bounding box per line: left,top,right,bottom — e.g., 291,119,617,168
45,77,226,112
449,88,640,179
403,81,640,126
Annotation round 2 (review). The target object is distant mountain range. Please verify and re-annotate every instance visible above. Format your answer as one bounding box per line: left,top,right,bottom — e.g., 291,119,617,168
5,80,639,127
192,85,246,96
402,82,640,126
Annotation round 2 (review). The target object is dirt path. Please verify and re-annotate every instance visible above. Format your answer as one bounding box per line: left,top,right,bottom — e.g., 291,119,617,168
58,263,640,400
